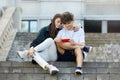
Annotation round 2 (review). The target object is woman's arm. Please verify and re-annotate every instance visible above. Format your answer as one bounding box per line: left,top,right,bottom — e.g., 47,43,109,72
30,28,47,47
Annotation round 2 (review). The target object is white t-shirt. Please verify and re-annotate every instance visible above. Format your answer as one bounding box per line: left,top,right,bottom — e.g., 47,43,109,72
56,27,85,43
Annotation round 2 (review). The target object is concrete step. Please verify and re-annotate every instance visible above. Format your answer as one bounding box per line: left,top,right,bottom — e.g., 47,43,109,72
6,32,120,62
3,32,120,80
0,61,120,80
14,32,120,46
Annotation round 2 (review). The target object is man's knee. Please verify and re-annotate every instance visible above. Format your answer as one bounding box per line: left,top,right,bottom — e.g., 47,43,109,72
75,47,82,55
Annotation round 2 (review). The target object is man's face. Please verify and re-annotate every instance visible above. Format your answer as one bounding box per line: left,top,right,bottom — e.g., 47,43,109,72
64,21,74,30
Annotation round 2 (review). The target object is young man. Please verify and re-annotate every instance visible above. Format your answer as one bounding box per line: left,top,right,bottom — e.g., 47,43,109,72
54,12,92,75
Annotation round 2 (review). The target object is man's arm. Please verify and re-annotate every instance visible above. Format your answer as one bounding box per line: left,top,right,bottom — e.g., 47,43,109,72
54,38,79,50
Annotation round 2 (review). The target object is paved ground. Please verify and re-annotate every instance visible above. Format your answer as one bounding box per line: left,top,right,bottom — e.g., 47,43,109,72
0,61,120,80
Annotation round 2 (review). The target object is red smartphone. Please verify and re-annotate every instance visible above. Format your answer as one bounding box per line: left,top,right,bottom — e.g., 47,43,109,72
61,39,70,43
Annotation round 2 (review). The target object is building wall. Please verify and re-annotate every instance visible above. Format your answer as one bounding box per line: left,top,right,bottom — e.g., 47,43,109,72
0,0,7,7
1,0,120,32
84,0,120,33
85,0,120,19
16,0,84,30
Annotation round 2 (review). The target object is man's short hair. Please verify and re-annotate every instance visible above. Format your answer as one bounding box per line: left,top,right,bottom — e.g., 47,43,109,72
61,12,74,24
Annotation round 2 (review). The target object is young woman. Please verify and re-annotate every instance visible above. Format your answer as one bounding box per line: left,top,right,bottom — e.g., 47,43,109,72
18,13,62,75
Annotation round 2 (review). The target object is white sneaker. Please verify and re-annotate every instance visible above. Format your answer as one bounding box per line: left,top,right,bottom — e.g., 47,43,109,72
83,46,93,58
83,51,87,58
75,68,83,75
17,50,28,59
89,46,93,53
48,65,59,75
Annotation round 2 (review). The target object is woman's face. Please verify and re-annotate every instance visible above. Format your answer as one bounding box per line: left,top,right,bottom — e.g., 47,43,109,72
55,18,62,28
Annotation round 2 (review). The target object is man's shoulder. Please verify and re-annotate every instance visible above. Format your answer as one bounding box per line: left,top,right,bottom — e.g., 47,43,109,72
58,28,66,34
60,28,66,31
74,27,84,34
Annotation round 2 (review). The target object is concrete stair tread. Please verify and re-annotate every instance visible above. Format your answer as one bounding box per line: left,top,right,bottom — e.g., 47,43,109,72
0,61,120,73
6,32,120,62
0,61,120,80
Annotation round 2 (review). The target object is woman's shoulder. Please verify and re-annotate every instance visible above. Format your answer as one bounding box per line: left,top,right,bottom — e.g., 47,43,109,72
40,24,50,31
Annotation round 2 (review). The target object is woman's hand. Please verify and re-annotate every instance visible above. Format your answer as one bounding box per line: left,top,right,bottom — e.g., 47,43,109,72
28,47,35,58
73,24,81,32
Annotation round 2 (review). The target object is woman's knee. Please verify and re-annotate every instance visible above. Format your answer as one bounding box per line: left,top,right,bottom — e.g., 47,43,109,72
46,38,53,41
46,38,54,43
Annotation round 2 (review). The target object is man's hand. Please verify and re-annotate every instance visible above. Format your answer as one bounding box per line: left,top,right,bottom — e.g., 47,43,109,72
69,39,77,45
28,47,35,58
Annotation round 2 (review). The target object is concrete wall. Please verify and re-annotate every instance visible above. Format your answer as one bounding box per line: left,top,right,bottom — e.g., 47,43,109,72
14,0,120,32
0,0,16,7
0,0,7,7
16,0,84,29
1,0,120,32
85,0,120,20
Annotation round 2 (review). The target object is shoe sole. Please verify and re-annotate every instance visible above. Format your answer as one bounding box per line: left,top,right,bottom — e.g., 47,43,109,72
89,47,93,53
83,52,87,58
51,70,58,75
75,70,83,75
75,72,82,75
17,52,23,59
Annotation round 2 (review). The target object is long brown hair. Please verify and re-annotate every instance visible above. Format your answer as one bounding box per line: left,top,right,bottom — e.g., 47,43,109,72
50,13,61,39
